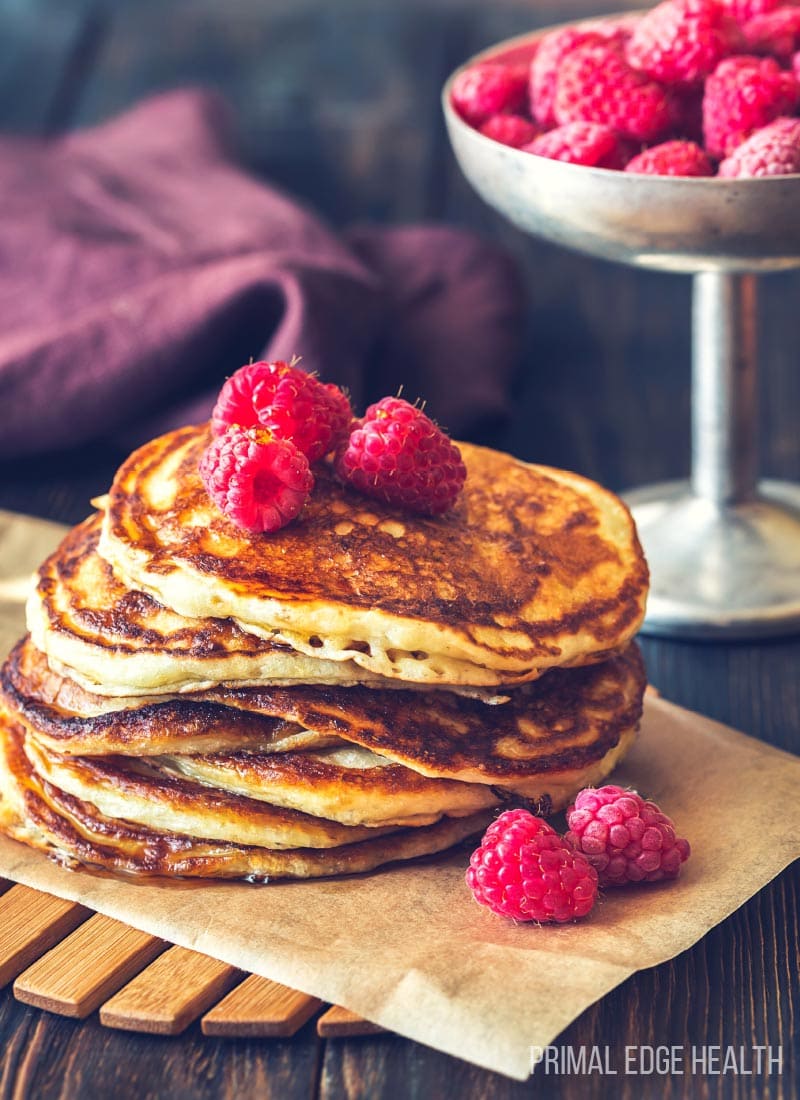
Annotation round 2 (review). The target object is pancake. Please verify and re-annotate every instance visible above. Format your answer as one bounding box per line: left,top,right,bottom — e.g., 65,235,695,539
99,424,649,687
2,638,335,757
4,626,644,808
0,713,491,879
170,644,645,807
151,743,497,826
28,513,391,697
26,516,509,701
20,729,405,848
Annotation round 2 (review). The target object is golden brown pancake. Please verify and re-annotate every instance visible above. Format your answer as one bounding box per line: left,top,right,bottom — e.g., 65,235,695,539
20,730,401,849
3,629,644,809
154,744,498,826
27,513,389,697
99,424,649,687
176,644,646,807
0,713,491,880
2,638,334,757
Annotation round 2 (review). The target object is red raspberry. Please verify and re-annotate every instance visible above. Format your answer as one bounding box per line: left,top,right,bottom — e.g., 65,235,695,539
719,0,782,25
478,113,539,148
451,63,528,126
529,23,630,127
554,41,674,143
334,396,466,516
523,121,631,168
702,55,799,157
624,139,714,175
566,785,690,886
718,115,800,174
211,360,353,463
626,0,741,87
466,809,598,923
741,6,800,60
199,425,314,533
794,48,800,80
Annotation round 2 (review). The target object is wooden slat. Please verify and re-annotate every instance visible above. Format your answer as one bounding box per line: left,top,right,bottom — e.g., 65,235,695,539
0,885,91,989
317,1005,386,1038
100,945,241,1035
201,975,322,1038
14,913,167,1018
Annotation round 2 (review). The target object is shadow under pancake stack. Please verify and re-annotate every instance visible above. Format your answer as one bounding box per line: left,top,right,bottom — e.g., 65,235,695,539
0,424,649,880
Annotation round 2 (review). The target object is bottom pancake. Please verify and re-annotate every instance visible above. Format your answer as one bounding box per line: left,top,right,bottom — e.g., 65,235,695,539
0,712,491,880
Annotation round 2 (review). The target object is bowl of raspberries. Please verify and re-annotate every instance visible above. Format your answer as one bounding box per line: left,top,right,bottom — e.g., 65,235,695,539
443,0,800,271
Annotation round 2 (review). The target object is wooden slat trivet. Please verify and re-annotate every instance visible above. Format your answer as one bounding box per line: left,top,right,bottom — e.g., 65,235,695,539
101,945,242,1034
14,914,167,1017
317,1004,386,1037
0,884,91,989
202,975,322,1037
3,884,383,1038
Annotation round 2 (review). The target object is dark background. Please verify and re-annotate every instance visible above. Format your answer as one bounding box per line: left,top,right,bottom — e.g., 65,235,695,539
0,2,798,1097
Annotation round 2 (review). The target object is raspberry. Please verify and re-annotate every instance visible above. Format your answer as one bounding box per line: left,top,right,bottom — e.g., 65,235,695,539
566,785,690,886
199,425,314,533
624,138,714,175
742,6,800,60
529,23,630,127
211,360,353,463
702,55,799,157
554,41,674,143
478,113,539,148
718,115,800,174
719,0,782,25
334,396,466,516
626,0,742,87
523,121,631,168
466,809,598,923
451,63,528,126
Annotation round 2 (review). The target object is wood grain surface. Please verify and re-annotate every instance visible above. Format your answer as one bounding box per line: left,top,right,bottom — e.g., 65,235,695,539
0,1,797,1098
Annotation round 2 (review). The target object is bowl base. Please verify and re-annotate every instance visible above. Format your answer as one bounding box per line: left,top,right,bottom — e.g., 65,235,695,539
624,479,800,639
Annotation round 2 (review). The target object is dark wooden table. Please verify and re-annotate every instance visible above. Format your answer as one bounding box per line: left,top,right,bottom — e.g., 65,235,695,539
0,1,798,1096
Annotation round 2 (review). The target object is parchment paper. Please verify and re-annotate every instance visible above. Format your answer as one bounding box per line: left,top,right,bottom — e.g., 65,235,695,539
1,510,799,1080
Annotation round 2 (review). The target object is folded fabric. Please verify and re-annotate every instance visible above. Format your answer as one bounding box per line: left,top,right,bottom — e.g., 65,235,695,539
0,89,524,458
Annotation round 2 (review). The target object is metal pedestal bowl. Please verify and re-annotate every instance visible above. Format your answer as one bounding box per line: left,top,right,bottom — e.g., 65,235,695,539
443,26,800,639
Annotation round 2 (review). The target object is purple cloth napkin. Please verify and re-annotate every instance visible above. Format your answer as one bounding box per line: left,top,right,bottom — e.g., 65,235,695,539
0,90,524,458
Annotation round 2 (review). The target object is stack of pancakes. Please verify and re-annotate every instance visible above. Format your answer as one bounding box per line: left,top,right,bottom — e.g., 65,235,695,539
0,424,649,880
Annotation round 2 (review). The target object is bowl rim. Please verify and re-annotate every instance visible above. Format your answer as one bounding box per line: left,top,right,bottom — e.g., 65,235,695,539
441,11,800,185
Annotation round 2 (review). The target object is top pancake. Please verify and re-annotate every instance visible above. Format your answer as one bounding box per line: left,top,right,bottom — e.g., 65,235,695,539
100,424,649,686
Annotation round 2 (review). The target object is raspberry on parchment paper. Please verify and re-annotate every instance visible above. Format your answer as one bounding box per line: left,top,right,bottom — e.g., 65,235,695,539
566,785,691,886
466,809,599,923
